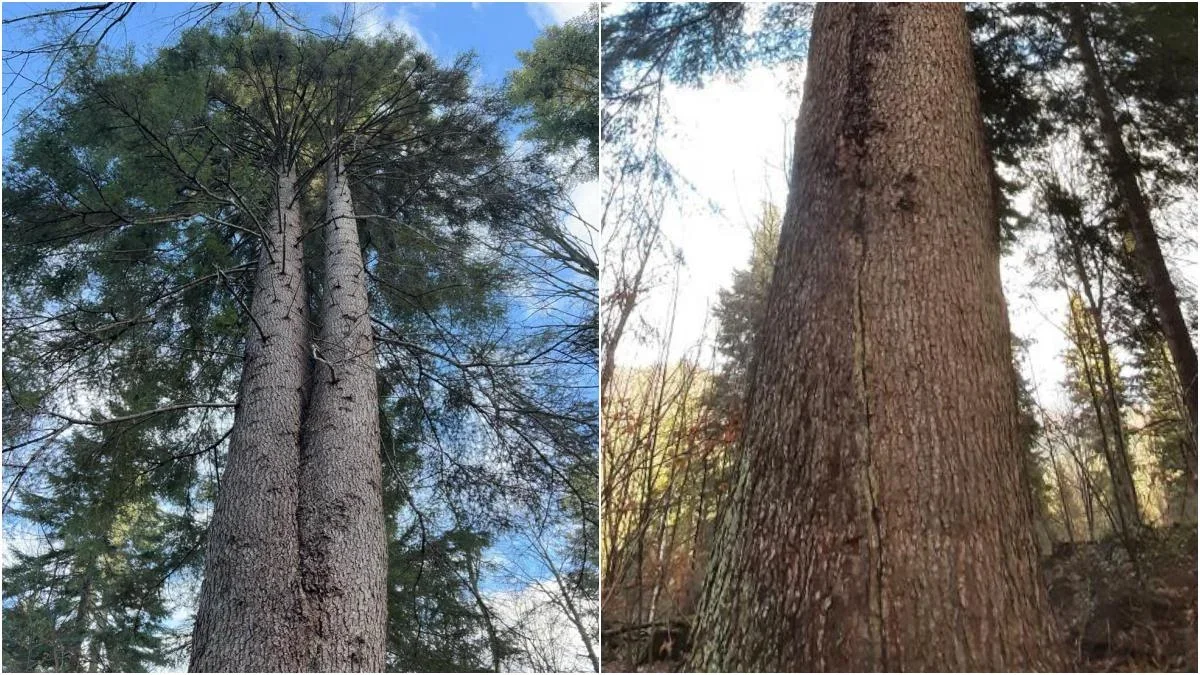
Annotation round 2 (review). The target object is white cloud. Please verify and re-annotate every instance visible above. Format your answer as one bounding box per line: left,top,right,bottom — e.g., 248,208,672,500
353,4,429,52
527,2,591,28
486,585,596,673
566,179,599,257
616,64,803,365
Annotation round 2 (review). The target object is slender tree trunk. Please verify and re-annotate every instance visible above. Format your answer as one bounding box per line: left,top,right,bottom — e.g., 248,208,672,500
1068,4,1198,437
1049,450,1077,544
464,556,503,673
647,364,695,625
1065,256,1142,536
535,535,601,673
190,167,309,672
690,5,1063,670
689,444,710,566
1159,340,1199,514
298,154,387,671
600,217,662,404
1065,437,1103,541
1082,462,1096,541
1092,320,1142,530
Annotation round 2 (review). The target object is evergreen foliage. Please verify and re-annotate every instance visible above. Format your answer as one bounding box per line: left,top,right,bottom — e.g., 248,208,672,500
3,7,596,671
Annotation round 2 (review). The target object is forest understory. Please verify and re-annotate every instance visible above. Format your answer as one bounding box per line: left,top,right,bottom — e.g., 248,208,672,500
601,525,1199,673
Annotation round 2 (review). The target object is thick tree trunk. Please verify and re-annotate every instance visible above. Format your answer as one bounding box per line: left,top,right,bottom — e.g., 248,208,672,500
690,5,1064,671
190,167,309,672
1068,4,1198,438
298,154,387,671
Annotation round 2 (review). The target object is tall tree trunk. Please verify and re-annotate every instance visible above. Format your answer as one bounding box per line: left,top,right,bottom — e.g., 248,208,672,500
298,154,387,671
600,212,662,404
533,532,600,673
1065,436,1105,541
1084,490,1097,540
464,555,503,673
690,5,1063,670
1049,450,1077,544
1067,4,1198,437
190,167,309,672
1064,248,1142,537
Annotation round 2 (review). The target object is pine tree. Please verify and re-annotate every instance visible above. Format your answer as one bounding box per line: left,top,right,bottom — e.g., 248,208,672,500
4,8,596,670
1065,4,1197,439
709,202,781,419
508,5,600,178
689,5,1063,669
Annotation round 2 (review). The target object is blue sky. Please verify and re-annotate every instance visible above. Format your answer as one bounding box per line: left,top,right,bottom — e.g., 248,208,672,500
2,3,597,665
2,2,589,145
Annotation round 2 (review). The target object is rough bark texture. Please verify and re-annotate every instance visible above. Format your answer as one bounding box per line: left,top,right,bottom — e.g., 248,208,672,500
689,5,1064,671
298,155,387,671
1067,4,1199,439
190,168,309,672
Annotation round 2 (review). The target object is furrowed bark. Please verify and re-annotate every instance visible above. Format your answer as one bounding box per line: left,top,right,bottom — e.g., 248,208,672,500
190,167,309,672
690,4,1064,671
1068,4,1199,440
298,154,387,671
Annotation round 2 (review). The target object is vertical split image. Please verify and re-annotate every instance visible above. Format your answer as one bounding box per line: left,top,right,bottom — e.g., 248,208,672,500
1,1,1198,674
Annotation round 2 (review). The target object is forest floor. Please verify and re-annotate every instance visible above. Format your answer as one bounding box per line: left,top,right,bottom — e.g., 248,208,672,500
601,524,1198,672
1046,523,1197,672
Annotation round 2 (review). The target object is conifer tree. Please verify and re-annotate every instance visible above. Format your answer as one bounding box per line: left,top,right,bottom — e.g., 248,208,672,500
4,8,597,671
690,5,1063,669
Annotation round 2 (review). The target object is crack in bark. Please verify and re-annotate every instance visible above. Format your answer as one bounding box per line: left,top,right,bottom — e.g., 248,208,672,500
853,229,887,671
844,5,891,668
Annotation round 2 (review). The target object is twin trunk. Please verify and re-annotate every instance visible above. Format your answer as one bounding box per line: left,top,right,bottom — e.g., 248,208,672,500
298,157,388,671
190,156,385,672
690,5,1063,670
190,167,310,672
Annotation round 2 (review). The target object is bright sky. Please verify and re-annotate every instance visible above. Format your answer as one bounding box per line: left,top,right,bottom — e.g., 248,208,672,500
614,64,801,365
2,2,586,137
611,57,1196,415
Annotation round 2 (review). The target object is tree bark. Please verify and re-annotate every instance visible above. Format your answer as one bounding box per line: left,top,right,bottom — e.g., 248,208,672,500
690,4,1064,671
1067,4,1198,438
190,167,309,672
298,154,387,671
